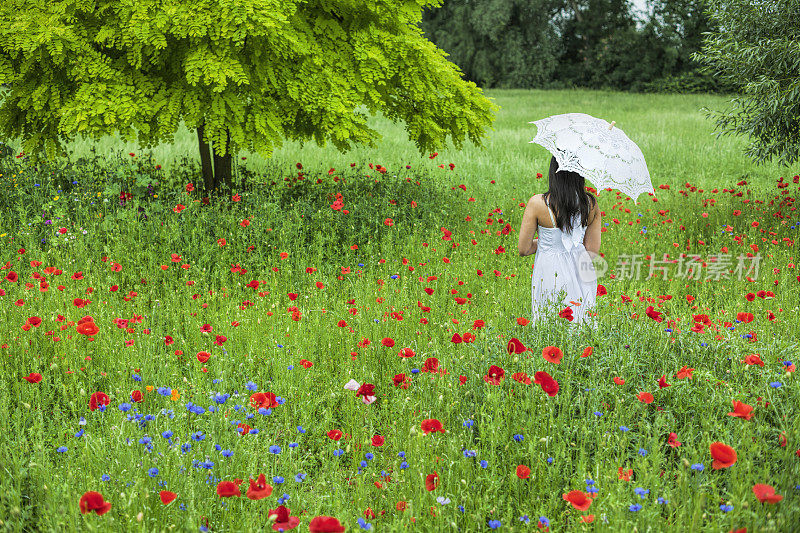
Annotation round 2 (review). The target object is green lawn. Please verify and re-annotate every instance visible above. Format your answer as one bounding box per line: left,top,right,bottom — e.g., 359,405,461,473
0,89,798,532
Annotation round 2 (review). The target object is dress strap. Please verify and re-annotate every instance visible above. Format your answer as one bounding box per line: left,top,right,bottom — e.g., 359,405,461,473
544,196,557,228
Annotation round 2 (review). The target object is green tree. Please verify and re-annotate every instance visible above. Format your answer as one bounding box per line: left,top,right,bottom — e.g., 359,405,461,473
0,0,498,194
693,0,799,166
419,0,565,89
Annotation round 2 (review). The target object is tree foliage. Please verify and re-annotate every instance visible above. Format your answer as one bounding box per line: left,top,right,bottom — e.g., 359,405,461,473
693,0,800,167
0,0,498,190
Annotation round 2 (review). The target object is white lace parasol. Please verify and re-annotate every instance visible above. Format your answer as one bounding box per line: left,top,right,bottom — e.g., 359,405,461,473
529,113,655,204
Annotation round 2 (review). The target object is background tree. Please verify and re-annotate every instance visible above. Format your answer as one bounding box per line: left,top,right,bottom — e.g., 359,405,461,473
693,0,799,166
0,0,498,195
419,0,565,89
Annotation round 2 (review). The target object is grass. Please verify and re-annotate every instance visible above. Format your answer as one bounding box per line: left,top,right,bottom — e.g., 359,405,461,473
0,89,798,532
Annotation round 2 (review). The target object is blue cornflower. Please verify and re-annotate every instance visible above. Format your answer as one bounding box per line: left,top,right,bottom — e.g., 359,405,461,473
639,448,648,456
547,457,554,464
619,426,630,432
101,474,111,481
221,450,233,458
297,426,306,434
398,452,406,458
634,487,649,498
720,504,733,512
75,429,84,438
57,446,68,453
459,506,465,513
162,430,173,439
488,520,501,529
273,476,284,484
770,382,782,388
191,431,205,441
691,463,705,472
132,374,142,382
213,393,230,404
157,387,171,396
139,436,152,445
288,442,299,448
463,419,474,427
119,403,132,412
269,445,281,455
594,411,603,417
259,408,272,415
357,517,373,530
463,449,477,458
333,449,344,457
245,381,258,391
276,397,286,405
538,517,550,527
585,479,595,486
294,473,306,483
400,461,409,469
181,443,191,454
629,504,642,512
411,368,420,374
657,497,669,504
479,460,488,468
513,434,524,442
148,468,159,477
519,515,530,524
365,453,374,460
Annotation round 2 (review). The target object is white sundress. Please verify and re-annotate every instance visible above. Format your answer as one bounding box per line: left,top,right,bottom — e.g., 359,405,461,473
531,196,598,328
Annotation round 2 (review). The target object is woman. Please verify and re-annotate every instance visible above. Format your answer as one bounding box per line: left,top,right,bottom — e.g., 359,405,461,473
518,156,601,328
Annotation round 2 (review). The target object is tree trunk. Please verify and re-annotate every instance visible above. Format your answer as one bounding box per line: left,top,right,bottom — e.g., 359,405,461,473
197,120,214,192
213,127,233,193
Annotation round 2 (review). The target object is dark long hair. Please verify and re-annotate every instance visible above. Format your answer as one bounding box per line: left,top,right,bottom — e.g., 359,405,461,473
542,156,597,233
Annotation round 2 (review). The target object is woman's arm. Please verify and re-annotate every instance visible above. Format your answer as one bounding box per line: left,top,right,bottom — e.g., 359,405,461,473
518,196,539,257
583,202,601,256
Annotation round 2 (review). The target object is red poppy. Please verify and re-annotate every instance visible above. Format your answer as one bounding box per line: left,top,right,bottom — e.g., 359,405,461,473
742,354,765,367
710,442,737,469
371,435,385,447
581,346,593,358
507,337,527,354
22,372,42,383
159,491,177,505
246,474,273,500
76,321,99,336
667,432,682,448
581,515,595,524
131,390,143,403
425,472,439,491
483,365,505,385
355,383,376,398
563,490,592,511
752,483,783,504
27,316,42,327
327,429,343,441
381,337,395,347
728,400,754,421
79,491,112,515
516,317,530,326
597,284,607,296
421,419,445,435
658,375,671,388
512,372,531,385
675,365,694,379
216,480,241,497
618,467,633,481
392,373,411,388
645,306,663,322
250,392,279,410
451,332,463,343
542,346,563,364
197,351,211,363
89,391,110,411
299,359,313,368
559,307,574,321
236,423,252,435
534,371,559,396
613,377,625,385
737,312,754,323
268,505,300,531
398,347,415,358
516,465,531,479
637,392,654,404
421,357,440,373
308,516,345,533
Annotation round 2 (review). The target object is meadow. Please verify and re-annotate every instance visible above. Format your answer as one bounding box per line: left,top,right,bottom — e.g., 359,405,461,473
0,89,798,532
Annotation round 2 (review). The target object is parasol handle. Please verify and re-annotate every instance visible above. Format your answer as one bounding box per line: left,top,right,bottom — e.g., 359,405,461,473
608,121,616,131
